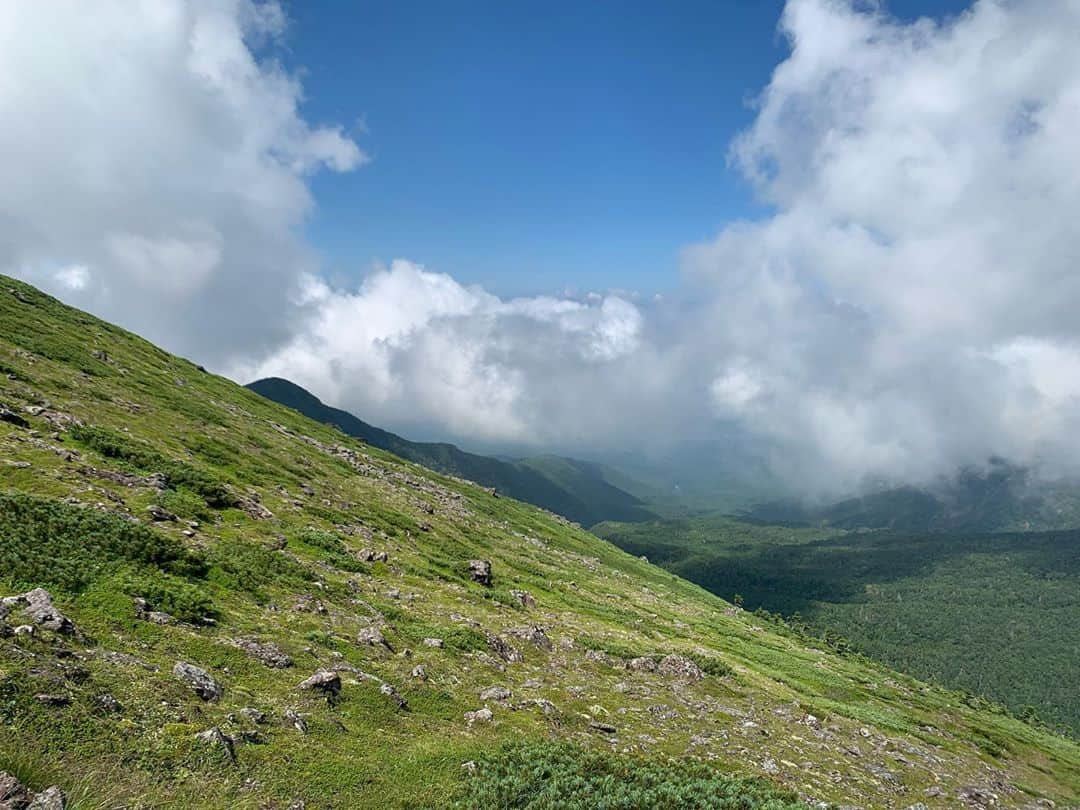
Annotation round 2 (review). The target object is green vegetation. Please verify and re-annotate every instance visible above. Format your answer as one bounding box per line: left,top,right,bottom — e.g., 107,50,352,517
0,491,206,592
745,459,1080,533
69,423,236,507
452,741,807,809
594,513,1080,736
1,275,1079,808
248,376,654,526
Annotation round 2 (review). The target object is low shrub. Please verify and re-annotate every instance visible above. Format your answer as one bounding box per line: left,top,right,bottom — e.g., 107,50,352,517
69,424,235,508
452,741,807,809
113,568,216,623
0,492,205,593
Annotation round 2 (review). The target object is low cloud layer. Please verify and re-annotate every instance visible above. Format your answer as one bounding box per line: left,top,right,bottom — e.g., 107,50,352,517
5,0,1080,494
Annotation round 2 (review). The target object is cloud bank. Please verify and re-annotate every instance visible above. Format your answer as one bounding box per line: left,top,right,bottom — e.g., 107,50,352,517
689,0,1080,488
4,0,1080,494
0,0,364,362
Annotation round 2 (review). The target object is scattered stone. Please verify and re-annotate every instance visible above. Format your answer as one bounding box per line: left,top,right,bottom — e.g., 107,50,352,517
285,708,308,734
13,625,35,637
903,804,929,810
356,548,389,563
0,771,31,807
146,504,177,522
422,637,444,648
237,495,273,520
385,589,401,599
510,589,536,608
357,625,391,650
132,598,175,625
588,721,617,734
96,694,122,714
379,682,409,710
657,654,704,682
240,707,267,725
468,559,492,586
173,661,223,701
522,678,543,689
235,638,293,669
958,787,998,806
410,665,427,680
297,670,341,697
195,727,236,763
585,649,616,667
479,686,512,701
28,785,65,810
3,589,75,634
519,698,558,716
465,708,493,725
761,757,779,775
484,631,523,663
505,625,552,651
628,657,657,673
0,408,30,428
461,761,477,773
34,693,71,707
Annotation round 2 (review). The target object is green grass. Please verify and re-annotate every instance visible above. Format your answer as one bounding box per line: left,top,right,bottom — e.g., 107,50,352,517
1,273,1079,808
594,512,1080,737
451,741,807,809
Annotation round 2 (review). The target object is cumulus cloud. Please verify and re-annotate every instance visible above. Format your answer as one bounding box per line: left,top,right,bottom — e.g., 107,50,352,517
239,261,661,445
683,0,1080,491
0,0,365,364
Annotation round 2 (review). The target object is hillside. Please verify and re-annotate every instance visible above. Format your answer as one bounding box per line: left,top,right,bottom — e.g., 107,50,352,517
594,513,1080,737
0,275,1078,808
745,461,1080,533
247,377,654,528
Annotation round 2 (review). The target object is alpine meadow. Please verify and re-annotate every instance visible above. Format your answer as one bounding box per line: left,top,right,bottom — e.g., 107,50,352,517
3,0,1080,808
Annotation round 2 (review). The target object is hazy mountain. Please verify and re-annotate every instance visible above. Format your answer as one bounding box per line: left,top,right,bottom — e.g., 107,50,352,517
745,458,1080,533
247,376,655,527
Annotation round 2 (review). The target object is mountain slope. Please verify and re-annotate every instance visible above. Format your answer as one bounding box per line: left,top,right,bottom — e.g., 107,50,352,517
0,275,1077,808
745,460,1080,533
594,513,1080,736
247,376,654,527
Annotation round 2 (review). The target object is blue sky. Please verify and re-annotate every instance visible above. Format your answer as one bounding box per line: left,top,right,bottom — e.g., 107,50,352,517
286,0,973,298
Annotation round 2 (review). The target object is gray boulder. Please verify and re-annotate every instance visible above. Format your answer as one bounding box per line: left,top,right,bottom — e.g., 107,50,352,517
297,670,341,697
468,559,492,586
173,662,223,701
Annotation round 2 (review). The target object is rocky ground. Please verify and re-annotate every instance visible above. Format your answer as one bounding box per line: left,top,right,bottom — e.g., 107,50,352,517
0,275,1078,808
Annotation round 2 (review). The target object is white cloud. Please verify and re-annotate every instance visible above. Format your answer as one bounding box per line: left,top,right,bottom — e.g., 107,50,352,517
0,0,364,363
682,0,1080,491
53,265,90,292
5,0,1080,494
241,261,650,444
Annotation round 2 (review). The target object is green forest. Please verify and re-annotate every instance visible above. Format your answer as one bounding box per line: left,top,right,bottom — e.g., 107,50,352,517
594,514,1080,736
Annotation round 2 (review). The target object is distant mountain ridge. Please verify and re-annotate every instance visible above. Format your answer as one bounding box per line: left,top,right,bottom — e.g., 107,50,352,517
246,377,654,527
745,458,1080,533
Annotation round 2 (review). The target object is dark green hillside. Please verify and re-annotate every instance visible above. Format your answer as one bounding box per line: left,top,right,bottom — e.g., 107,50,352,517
2,274,1080,808
746,460,1080,533
595,513,1080,736
247,376,654,527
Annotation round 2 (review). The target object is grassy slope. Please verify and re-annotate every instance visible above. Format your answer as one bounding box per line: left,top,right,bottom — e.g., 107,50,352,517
594,514,1080,738
247,377,654,527
0,275,1077,808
